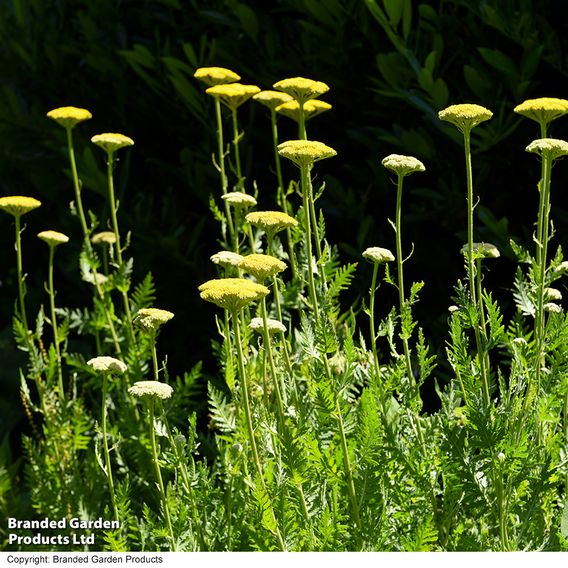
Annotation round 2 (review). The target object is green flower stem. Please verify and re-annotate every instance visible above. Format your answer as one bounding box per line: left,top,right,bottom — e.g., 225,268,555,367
148,399,177,551
298,102,307,141
66,127,90,243
66,133,121,354
105,154,136,346
270,109,297,278
224,309,235,390
232,309,286,551
14,215,29,337
463,130,491,407
300,164,320,322
394,173,414,385
369,262,381,385
533,153,553,412
101,374,119,522
307,168,324,264
231,108,245,193
535,121,547,271
214,98,236,247
46,244,65,400
261,296,287,420
150,334,160,381
495,465,510,551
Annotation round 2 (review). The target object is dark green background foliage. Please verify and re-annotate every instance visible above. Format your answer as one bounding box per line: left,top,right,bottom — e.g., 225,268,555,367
1,0,568,455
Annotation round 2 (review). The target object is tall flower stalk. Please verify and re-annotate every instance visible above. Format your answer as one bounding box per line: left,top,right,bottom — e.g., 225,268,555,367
38,230,70,400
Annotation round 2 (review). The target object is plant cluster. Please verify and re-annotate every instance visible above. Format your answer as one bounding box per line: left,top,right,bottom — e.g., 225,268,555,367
2,65,568,551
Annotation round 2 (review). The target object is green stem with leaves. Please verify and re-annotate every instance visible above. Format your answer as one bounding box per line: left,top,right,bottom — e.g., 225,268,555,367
46,244,65,400
14,215,29,338
101,374,119,522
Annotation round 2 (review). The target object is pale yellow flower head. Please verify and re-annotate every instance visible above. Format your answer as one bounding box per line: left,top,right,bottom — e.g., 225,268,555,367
199,278,269,311
248,317,287,335
129,381,173,400
514,98,568,127
460,242,500,259
526,138,568,160
205,83,261,109
245,211,298,236
544,302,562,314
87,356,127,375
381,154,425,177
362,247,395,264
277,140,337,168
438,104,493,133
91,231,117,245
253,90,293,111
0,196,41,217
38,230,69,247
134,308,174,333
47,106,92,129
91,133,135,154
273,77,330,104
194,67,241,87
221,192,257,208
210,250,244,268
275,99,332,122
545,287,562,301
239,253,287,282
84,272,109,287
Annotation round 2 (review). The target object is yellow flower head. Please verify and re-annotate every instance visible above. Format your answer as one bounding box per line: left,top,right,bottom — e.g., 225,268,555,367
526,138,568,160
221,192,257,208
545,287,562,301
248,317,287,335
460,242,500,259
275,99,332,122
199,278,269,311
253,90,294,111
210,250,244,268
91,133,135,154
239,253,287,282
37,230,69,247
87,356,127,375
134,308,174,333
277,140,337,168
362,247,395,264
273,77,330,104
438,104,493,133
194,67,241,87
205,83,261,109
245,211,298,236
0,196,41,217
514,97,568,127
46,106,93,129
91,231,117,245
381,154,425,177
129,380,173,400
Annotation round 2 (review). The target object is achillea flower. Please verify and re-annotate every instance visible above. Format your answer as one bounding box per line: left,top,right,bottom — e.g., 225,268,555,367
205,83,261,109
362,247,395,264
275,99,332,122
47,106,92,129
0,196,41,217
134,308,174,333
438,104,493,132
245,211,298,235
514,97,568,126
221,192,257,208
277,140,337,168
460,242,500,259
211,250,244,268
129,381,173,400
545,287,563,301
248,317,287,335
38,230,69,247
194,67,240,86
91,133,135,154
381,154,425,177
91,231,117,245
526,138,568,160
253,90,294,111
87,356,127,375
555,261,568,274
544,302,562,314
273,77,330,104
199,278,269,311
239,253,287,281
